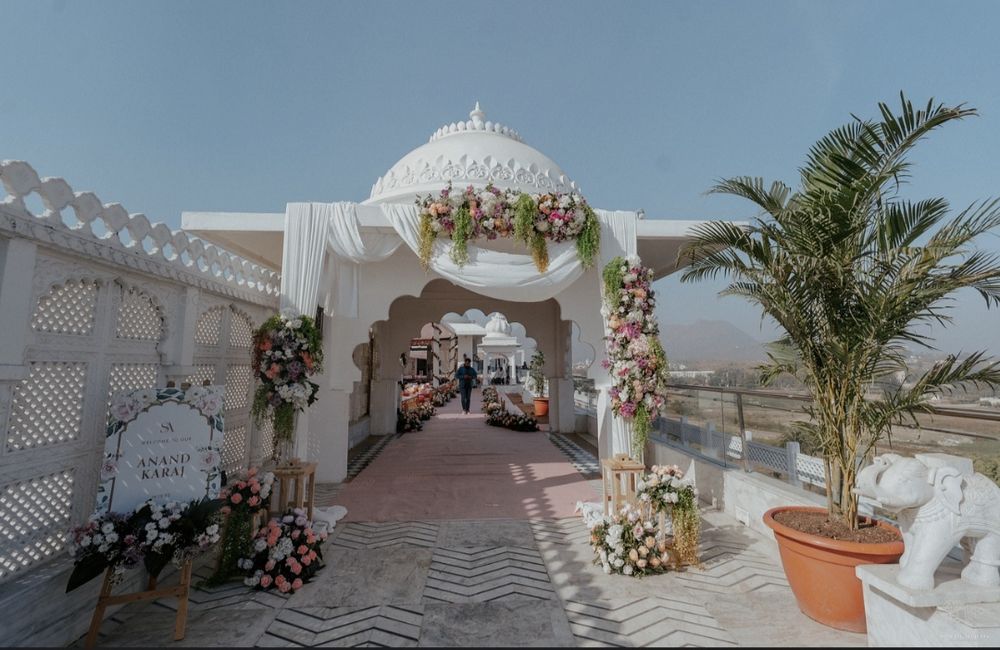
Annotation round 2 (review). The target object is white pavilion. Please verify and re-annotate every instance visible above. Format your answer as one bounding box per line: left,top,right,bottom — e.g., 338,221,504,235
184,104,704,481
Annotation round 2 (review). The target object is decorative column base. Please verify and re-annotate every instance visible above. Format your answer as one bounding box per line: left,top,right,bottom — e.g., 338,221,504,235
857,563,1000,646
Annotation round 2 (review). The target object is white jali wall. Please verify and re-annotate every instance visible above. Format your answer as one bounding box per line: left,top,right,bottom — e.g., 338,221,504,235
0,161,279,644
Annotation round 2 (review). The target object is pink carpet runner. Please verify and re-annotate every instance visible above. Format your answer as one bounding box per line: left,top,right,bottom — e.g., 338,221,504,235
336,390,595,521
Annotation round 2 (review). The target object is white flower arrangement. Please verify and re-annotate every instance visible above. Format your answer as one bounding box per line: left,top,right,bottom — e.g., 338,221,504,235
588,503,674,577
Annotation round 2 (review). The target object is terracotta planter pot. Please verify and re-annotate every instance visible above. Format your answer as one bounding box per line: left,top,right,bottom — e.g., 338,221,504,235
533,397,549,417
762,506,903,633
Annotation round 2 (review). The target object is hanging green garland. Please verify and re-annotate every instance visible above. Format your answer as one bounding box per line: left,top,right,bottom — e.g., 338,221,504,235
417,183,600,273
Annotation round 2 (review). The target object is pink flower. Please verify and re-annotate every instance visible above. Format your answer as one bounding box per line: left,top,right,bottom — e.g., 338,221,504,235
278,581,291,593
260,574,273,588
301,555,312,566
290,563,302,575
297,545,308,556
291,578,303,591
230,493,243,504
250,482,260,494
265,559,276,571
248,495,261,507
291,529,301,540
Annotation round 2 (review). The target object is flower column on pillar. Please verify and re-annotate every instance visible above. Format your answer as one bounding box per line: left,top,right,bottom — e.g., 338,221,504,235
601,257,669,461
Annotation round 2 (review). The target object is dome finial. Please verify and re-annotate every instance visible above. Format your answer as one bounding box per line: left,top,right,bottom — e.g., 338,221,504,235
470,101,485,126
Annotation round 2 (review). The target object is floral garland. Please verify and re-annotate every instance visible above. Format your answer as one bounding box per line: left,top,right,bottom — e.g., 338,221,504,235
251,310,324,444
482,387,539,431
416,183,600,272
397,408,423,433
241,508,327,593
636,465,700,565
206,467,275,586
588,503,674,576
601,256,670,457
486,409,539,432
67,497,223,592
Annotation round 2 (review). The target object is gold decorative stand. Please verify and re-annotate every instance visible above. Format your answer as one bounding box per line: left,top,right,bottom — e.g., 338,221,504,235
271,461,318,520
84,560,192,649
601,453,645,515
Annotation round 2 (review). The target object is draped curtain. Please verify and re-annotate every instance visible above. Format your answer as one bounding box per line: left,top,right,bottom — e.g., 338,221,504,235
382,203,585,303
280,202,402,318
595,209,639,458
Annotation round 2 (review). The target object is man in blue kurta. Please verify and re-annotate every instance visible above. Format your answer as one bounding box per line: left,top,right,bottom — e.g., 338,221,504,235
455,357,478,414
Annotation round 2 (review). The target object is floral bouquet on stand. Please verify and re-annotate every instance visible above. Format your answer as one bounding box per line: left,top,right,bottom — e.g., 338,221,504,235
240,508,328,593
636,464,700,566
588,503,674,576
66,497,224,592
251,310,324,465
205,467,275,586
602,256,670,458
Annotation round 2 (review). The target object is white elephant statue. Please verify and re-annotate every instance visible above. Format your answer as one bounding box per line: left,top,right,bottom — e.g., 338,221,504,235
854,452,1000,591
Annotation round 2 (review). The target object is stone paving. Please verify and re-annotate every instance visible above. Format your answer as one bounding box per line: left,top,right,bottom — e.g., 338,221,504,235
77,401,867,647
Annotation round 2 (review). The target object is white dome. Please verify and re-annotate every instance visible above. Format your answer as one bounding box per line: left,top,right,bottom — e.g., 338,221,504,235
483,312,512,337
365,103,580,205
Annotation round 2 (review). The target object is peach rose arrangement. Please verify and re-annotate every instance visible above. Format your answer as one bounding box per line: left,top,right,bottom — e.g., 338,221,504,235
240,508,327,593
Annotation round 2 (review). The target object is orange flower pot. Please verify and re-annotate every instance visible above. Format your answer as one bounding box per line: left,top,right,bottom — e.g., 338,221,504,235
763,506,903,633
533,397,549,417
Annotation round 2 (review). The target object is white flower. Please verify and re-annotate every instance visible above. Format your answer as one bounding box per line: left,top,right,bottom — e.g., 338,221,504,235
79,536,92,548
158,517,171,529
535,220,550,232
101,522,114,535
603,563,612,574
206,524,219,536
623,564,634,576
254,538,267,552
105,532,119,544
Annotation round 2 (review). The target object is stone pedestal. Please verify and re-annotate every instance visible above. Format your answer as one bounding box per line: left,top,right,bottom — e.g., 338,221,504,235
857,563,1000,647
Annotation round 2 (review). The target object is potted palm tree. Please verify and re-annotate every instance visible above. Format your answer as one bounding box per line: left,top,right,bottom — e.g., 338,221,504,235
528,351,549,417
682,94,1000,632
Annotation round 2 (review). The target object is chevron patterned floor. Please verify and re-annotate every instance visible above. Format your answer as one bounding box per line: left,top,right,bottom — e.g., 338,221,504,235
77,414,866,647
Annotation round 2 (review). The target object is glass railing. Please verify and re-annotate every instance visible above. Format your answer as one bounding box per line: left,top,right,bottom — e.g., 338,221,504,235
572,378,1000,485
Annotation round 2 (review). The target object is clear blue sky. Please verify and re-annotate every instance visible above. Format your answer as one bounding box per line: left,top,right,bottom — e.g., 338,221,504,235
4,0,999,354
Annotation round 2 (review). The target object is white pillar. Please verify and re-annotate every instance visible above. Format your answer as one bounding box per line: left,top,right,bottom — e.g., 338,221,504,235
311,388,349,482
0,238,37,370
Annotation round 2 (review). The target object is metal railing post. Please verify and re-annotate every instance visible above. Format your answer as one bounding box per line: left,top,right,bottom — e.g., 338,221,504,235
785,441,801,487
736,393,749,472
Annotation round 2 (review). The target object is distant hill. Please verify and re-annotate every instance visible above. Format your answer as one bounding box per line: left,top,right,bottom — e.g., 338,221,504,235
662,320,766,364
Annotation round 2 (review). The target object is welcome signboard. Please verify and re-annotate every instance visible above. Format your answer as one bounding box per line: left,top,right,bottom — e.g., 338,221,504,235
97,385,225,513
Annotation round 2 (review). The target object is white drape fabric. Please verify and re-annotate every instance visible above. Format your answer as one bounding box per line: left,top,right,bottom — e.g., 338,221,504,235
280,203,328,315
280,202,402,318
322,203,402,318
595,209,639,458
382,203,585,303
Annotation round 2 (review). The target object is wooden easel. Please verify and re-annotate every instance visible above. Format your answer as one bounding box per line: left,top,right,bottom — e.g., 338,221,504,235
84,559,192,649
